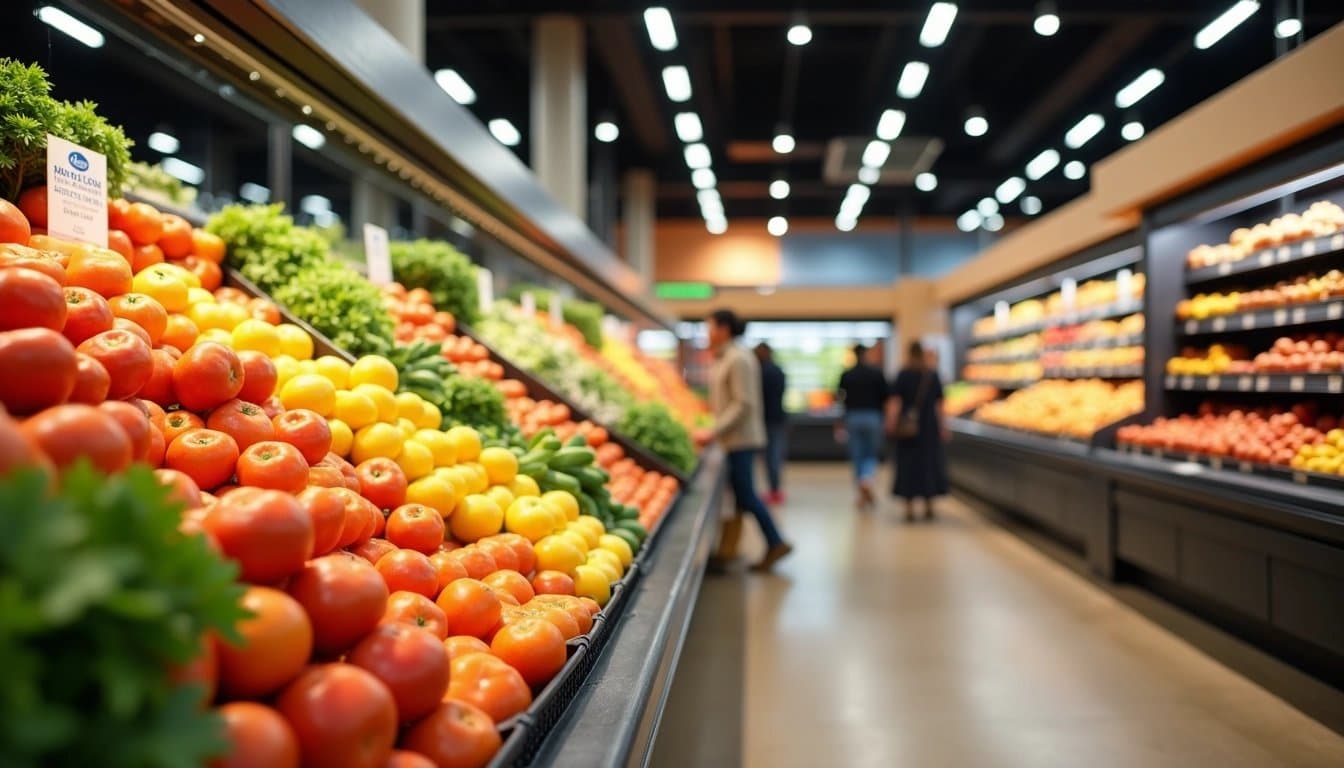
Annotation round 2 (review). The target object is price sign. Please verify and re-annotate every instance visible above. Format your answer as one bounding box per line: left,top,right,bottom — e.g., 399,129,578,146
1328,376,1342,394
994,301,1010,330
1060,278,1077,312
519,291,536,316
1210,456,1223,471
1255,375,1270,392
1238,375,1253,392
1212,317,1226,332
1329,303,1342,321
362,224,391,285
1292,307,1306,324
1258,252,1274,267
46,135,108,247
1208,374,1221,390
476,267,494,313
1242,314,1257,330
1181,375,1194,390
1332,234,1344,251
1239,461,1253,473
1274,308,1288,326
1277,246,1292,263
1185,320,1198,335
1217,262,1232,276
1289,376,1305,392
1165,374,1176,388
1293,472,1308,485
1302,240,1317,256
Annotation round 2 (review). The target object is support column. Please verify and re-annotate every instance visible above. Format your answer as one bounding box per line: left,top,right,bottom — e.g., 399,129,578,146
532,16,587,219
354,0,425,63
622,169,656,283
352,174,396,231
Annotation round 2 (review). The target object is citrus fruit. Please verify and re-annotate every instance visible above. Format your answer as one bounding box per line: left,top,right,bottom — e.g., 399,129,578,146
352,422,404,463
334,390,379,430
353,383,398,423
314,355,352,389
279,373,337,417
450,495,504,543
411,429,457,467
349,355,398,391
396,439,435,480
479,447,518,485
275,324,314,360
445,426,482,462
406,475,458,518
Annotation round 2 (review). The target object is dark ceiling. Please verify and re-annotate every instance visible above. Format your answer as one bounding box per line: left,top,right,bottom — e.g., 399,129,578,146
423,1,1341,227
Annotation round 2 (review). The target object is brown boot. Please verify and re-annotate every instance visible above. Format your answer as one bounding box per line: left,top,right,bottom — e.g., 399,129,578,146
708,515,744,572
750,542,794,572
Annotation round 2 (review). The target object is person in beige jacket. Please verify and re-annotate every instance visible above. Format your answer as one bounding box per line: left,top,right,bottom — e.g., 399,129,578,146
699,309,793,572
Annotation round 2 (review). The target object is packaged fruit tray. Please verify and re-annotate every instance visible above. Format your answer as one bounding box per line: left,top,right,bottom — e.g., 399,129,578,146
1117,443,1344,492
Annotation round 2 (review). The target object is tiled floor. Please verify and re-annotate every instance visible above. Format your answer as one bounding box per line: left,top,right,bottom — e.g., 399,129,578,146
652,463,1344,767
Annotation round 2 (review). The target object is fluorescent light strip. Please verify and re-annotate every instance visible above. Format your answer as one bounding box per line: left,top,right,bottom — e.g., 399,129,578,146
772,133,796,154
836,216,857,232
37,6,104,48
861,140,891,168
161,157,204,185
662,66,692,102
487,119,521,147
956,210,982,232
977,197,999,216
1195,1,1261,50
644,7,678,51
767,216,788,237
147,131,180,154
1275,18,1302,38
594,122,619,142
1064,113,1105,149
300,194,331,214
1021,196,1043,215
433,69,477,105
995,177,1026,204
964,114,988,137
1115,68,1165,109
239,182,270,203
787,24,813,46
769,180,790,200
691,168,717,190
706,218,728,235
292,124,326,150
1121,121,1145,141
1064,160,1086,180
915,172,938,191
844,184,871,208
897,62,930,99
858,166,881,184
876,109,906,141
983,213,1005,232
674,112,703,143
1025,148,1060,180
684,143,712,169
919,3,958,47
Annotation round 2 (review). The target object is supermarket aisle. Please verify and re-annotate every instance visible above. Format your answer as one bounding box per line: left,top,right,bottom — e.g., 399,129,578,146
653,463,1344,768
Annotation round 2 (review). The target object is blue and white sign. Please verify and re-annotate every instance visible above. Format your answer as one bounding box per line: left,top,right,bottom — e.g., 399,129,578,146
46,134,108,247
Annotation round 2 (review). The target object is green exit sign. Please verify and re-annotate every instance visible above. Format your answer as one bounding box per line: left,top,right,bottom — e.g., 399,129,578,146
655,282,715,300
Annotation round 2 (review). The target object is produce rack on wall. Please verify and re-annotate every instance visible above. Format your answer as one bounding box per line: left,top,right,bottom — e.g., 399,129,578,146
946,129,1344,691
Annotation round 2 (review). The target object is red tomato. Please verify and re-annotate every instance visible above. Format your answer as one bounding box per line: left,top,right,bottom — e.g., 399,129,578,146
384,751,436,768
158,214,194,259
236,440,309,494
434,579,501,640
15,189,44,231
61,287,114,346
308,464,345,488
66,246,133,298
146,423,166,467
217,586,313,700
448,547,496,581
154,467,203,509
530,571,576,597
286,552,390,654
381,591,449,639
107,198,131,231
98,400,152,460
162,410,205,444
204,487,314,584
237,350,278,403
211,701,300,768
475,539,518,574
166,428,240,490
351,536,398,565
260,395,285,420
348,622,450,723
0,406,49,479
178,254,222,291
0,246,66,285
248,297,281,324
20,403,132,473
192,229,226,264
0,267,65,331
106,229,134,263
70,352,110,405
401,700,502,768
297,486,347,556
481,570,534,607
490,616,566,687
442,635,490,662
161,313,199,352
356,458,408,511
207,398,276,450
173,342,244,412
272,409,332,465
492,533,536,575
331,487,380,549
385,504,445,554
0,327,77,414
113,317,153,347
137,349,178,407
428,552,470,595
0,199,32,244
276,664,397,768
123,202,164,245
375,550,439,598
131,243,164,273
108,293,167,345
444,652,532,722
77,329,152,401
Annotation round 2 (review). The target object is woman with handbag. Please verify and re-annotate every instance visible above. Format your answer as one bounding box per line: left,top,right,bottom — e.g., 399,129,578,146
885,341,949,521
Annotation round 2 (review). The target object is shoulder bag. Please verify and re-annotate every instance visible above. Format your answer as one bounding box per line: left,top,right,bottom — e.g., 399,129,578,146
893,370,931,440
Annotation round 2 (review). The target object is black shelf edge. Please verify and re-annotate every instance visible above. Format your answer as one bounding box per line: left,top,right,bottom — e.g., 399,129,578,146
969,300,1145,344
1043,366,1145,380
1178,298,1344,336
1164,372,1344,394
964,378,1040,390
1115,443,1344,493
1042,334,1144,352
1184,231,1344,286
965,351,1042,365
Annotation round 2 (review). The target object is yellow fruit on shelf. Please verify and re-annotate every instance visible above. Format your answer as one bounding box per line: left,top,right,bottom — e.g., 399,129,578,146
479,446,519,485
396,392,426,422
566,521,599,550
406,475,458,518
450,494,504,542
445,426,482,462
231,318,282,358
587,549,623,581
411,429,457,467
272,355,301,389
280,373,337,417
415,401,442,430
541,490,580,522
349,355,399,391
216,302,250,331
557,529,590,555
275,324,314,360
460,463,490,495
574,515,606,542
187,301,232,332
352,383,399,424
598,534,634,567
314,355,352,390
198,328,233,346
157,262,200,289
352,422,404,463
397,417,418,439
505,497,556,542
186,286,215,305
328,418,354,458
508,474,541,499
333,390,378,430
485,485,515,514
396,439,435,480
133,267,189,312
572,564,611,605
534,534,585,576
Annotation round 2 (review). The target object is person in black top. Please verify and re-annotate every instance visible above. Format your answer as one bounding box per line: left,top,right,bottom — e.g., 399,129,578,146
885,340,949,521
755,343,788,505
835,343,888,510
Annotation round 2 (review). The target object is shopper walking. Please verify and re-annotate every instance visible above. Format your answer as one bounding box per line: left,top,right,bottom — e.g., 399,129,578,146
836,343,888,510
699,309,793,572
754,342,788,505
885,340,949,521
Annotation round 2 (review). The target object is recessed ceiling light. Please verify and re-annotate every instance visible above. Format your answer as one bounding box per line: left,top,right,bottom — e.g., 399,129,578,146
1195,1,1261,50
487,119,521,147
977,197,1000,216
964,112,988,137
691,168,717,190
1275,17,1302,38
1064,160,1087,180
1121,121,1145,141
861,140,891,168
919,3,958,48
995,177,1026,204
706,218,728,235
767,216,789,237
434,69,476,105
161,157,205,186
1115,68,1165,109
36,6,104,48
772,132,796,154
1021,196,1043,215
876,109,906,141
956,210,982,232
662,66,692,102
836,216,857,232
292,124,326,150
644,7,678,51
1025,149,1060,180
1033,1,1060,36
594,121,620,143
787,24,812,45
897,61,930,99
983,213,1005,232
1064,113,1105,149
915,172,938,192
845,184,871,207
674,112,703,142
684,142,712,169
858,166,881,185
239,182,270,203
769,179,790,200
147,131,180,154
300,194,331,214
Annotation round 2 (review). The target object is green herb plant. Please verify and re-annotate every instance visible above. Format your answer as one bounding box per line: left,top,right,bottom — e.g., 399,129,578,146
618,402,697,473
389,239,480,326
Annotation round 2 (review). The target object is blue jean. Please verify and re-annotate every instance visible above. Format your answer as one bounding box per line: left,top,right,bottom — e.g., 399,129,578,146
727,449,785,548
762,422,787,492
845,409,883,482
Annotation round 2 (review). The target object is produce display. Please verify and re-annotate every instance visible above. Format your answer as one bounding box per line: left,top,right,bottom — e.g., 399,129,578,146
1041,313,1144,347
1177,270,1344,319
389,239,480,327
1040,345,1144,372
1168,334,1344,374
506,284,604,349
1185,200,1344,269
943,382,999,416
966,333,1041,362
125,160,198,207
970,272,1145,339
1118,402,1337,470
962,361,1043,384
974,379,1144,439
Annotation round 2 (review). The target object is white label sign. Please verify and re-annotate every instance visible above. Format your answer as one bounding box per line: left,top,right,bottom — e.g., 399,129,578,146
994,301,1010,330
45,134,108,247
362,224,391,285
1060,278,1077,311
550,295,564,326
476,267,494,313
520,291,536,316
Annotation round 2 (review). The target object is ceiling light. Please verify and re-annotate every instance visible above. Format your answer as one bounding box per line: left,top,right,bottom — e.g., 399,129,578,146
1021,195,1043,215
836,216,857,232
160,157,204,186
487,118,521,146
691,168,717,190
662,66,692,102
1121,121,1145,141
787,24,812,46
706,218,728,235
919,3,959,48
1115,68,1165,109
1064,113,1105,149
769,180,790,200
312,210,339,227
861,140,891,168
1195,1,1261,50
433,69,476,105
845,184,872,208
767,216,789,237
594,121,620,143
146,131,180,155
876,109,906,141
239,182,270,203
1025,148,1060,180
684,142,712,168
292,124,326,150
1275,17,1302,38
977,197,999,216
1033,2,1060,36
772,132,796,154
964,113,988,137
915,172,938,191
1064,160,1086,180
956,210,982,232
858,166,880,184
644,7,678,51
300,195,331,214
696,189,722,209
36,7,104,48
995,177,1026,204
674,112,703,142
983,213,1005,232
897,61,930,99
